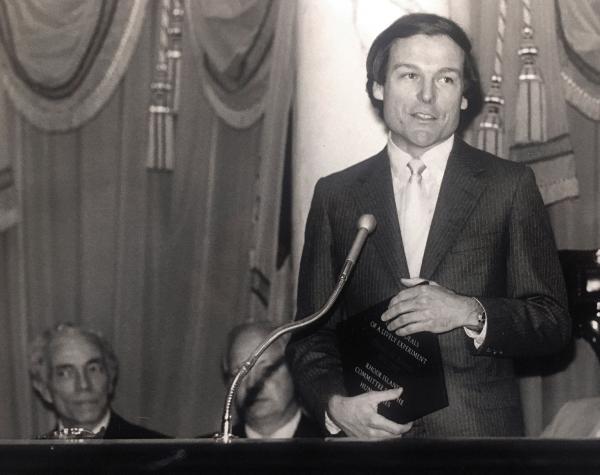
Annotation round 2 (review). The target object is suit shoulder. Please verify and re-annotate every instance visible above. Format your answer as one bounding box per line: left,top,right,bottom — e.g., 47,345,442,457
460,140,530,178
107,412,169,439
316,149,386,189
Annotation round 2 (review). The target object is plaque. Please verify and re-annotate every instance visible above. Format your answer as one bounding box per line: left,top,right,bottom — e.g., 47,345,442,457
340,298,448,424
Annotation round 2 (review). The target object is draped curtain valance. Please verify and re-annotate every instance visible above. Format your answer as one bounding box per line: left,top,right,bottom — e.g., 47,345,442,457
186,0,276,129
556,0,600,120
0,0,147,131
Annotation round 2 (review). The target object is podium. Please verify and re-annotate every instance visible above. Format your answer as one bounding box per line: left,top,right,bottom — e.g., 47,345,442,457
1,438,599,474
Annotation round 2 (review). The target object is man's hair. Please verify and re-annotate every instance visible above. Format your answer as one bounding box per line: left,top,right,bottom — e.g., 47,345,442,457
28,322,119,398
365,13,483,130
222,320,288,378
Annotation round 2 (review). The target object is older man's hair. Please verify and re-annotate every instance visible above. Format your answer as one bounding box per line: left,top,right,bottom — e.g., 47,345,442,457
365,12,483,130
28,322,119,397
222,320,289,378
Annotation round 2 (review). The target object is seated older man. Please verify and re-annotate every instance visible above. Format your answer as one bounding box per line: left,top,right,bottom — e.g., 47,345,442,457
29,322,166,439
222,321,322,438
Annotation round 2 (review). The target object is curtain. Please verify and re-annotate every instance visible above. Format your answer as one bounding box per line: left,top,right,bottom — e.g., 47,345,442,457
0,0,149,438
465,0,600,436
0,0,296,438
185,0,297,324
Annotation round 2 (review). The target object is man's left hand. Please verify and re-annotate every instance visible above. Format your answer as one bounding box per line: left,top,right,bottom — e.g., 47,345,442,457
381,278,479,335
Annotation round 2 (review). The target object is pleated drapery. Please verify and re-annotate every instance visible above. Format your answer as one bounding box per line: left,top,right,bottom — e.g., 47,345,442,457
0,0,147,131
0,0,296,438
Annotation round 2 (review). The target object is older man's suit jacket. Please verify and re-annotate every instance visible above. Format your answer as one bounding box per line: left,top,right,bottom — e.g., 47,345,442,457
103,411,167,439
40,411,167,439
286,138,570,437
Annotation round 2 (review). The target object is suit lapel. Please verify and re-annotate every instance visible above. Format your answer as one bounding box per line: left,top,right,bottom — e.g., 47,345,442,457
420,139,486,279
353,149,408,287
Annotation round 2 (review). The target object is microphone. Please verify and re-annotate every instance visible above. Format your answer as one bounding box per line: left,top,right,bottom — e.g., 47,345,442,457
340,214,377,281
215,214,377,443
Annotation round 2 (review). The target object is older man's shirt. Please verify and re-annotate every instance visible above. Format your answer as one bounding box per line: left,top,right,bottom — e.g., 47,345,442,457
58,409,111,437
244,408,302,439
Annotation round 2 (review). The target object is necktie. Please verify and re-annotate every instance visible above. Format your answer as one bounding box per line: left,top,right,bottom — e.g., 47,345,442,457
401,158,428,278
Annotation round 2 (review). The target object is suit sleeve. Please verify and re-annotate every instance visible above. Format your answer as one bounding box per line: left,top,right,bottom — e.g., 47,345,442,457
285,179,347,428
475,167,571,357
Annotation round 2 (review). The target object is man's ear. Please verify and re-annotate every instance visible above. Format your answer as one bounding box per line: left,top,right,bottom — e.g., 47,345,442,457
33,380,53,405
461,96,468,110
373,82,384,101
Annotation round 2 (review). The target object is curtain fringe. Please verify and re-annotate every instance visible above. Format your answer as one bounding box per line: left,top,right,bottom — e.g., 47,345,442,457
562,71,600,121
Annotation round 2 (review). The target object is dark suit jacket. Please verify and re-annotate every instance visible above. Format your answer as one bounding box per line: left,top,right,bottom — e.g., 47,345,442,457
40,411,167,439
286,138,570,437
103,411,167,439
232,412,323,438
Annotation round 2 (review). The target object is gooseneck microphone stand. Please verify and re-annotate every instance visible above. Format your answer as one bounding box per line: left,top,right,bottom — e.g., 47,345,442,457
215,214,377,443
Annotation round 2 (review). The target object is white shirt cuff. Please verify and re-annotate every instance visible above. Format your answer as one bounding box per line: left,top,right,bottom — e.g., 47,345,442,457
324,411,342,435
464,315,488,349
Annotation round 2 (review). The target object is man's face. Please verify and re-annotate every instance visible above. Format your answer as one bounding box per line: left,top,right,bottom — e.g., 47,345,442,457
42,333,112,430
228,331,295,425
373,34,468,157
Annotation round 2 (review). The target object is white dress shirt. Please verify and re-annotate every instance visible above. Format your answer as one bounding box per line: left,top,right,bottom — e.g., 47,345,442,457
58,409,111,436
245,408,302,439
388,133,451,270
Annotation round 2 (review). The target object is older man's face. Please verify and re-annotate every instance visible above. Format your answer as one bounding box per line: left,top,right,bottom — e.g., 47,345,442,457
44,333,112,430
229,331,295,426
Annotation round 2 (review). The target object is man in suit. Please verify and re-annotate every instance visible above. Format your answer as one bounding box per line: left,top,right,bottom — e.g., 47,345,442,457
286,13,570,438
29,322,166,439
223,321,321,438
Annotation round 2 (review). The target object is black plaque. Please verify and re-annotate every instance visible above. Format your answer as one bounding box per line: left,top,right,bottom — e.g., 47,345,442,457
340,298,448,424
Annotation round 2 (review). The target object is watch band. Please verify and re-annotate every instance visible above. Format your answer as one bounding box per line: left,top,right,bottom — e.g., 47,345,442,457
471,297,487,329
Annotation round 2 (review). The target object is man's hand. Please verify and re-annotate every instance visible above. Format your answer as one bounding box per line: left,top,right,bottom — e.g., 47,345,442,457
381,278,481,336
327,388,413,438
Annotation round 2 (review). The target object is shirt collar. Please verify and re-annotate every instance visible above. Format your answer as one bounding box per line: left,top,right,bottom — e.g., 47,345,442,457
244,408,302,439
387,133,454,182
58,409,111,436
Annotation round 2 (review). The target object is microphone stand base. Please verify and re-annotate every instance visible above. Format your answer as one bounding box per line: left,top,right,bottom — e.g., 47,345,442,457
212,432,238,444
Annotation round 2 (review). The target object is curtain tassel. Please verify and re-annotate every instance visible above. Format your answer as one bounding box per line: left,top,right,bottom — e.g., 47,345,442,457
148,104,175,171
146,0,183,171
514,26,547,144
477,76,505,158
166,2,184,113
147,77,175,171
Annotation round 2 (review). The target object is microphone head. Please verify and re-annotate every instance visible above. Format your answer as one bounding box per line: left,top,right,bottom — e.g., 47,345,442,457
357,214,377,234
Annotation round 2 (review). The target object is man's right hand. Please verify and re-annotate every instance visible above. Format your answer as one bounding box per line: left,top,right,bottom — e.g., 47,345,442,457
327,388,413,438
